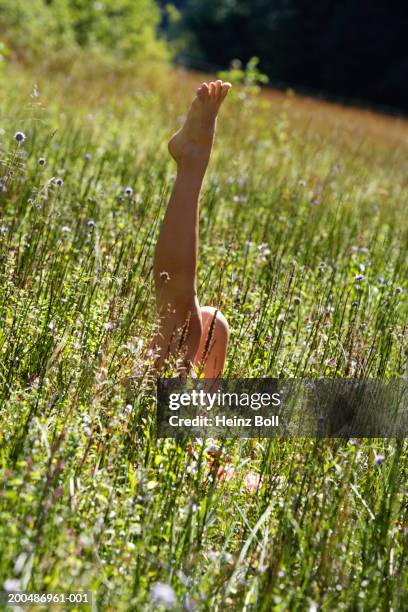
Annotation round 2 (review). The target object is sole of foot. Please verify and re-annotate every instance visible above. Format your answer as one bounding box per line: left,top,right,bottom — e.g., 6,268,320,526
168,79,231,166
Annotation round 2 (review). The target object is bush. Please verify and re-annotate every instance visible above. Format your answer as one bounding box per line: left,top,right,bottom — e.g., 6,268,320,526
0,0,167,63
67,0,166,60
0,0,75,60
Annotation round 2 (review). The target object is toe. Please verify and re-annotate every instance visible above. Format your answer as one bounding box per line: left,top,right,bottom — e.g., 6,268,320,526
214,79,222,98
209,81,216,97
196,85,206,101
221,82,232,100
200,82,209,100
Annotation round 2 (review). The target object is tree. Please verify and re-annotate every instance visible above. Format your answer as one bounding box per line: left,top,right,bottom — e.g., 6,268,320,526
176,0,408,110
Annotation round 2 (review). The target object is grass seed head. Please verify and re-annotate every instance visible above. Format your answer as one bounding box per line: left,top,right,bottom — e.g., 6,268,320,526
14,131,26,143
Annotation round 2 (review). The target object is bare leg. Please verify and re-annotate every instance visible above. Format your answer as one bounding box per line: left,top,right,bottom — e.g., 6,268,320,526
152,80,231,374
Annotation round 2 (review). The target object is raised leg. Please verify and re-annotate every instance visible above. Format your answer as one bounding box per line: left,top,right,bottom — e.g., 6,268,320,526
152,80,231,374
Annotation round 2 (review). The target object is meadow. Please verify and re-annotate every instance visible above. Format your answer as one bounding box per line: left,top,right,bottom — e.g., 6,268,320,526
0,57,407,610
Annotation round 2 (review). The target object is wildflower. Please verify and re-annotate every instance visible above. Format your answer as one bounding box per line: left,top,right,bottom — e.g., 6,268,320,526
3,578,21,591
160,271,170,282
124,187,133,197
84,153,92,161
244,471,262,493
293,296,301,305
55,177,64,187
0,225,7,233
233,194,248,204
395,287,403,294
150,582,177,608
374,454,385,465
257,243,271,257
217,464,236,481
38,157,46,166
87,220,96,229
354,274,365,283
298,179,306,187
14,131,26,143
61,226,71,233
125,404,133,415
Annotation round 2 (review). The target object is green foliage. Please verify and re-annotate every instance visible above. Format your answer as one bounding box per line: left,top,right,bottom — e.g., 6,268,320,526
0,0,167,62
67,0,166,60
0,0,75,58
0,41,10,69
218,57,268,93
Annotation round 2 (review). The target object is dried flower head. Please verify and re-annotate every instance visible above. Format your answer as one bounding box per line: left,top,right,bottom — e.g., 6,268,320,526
14,131,26,143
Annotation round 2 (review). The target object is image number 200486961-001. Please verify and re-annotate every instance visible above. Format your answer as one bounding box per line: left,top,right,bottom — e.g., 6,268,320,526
0,1,407,610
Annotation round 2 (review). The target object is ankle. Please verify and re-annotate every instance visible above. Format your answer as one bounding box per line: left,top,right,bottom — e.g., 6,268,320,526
177,150,210,174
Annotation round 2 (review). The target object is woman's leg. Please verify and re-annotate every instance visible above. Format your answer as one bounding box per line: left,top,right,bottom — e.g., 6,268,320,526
152,80,231,373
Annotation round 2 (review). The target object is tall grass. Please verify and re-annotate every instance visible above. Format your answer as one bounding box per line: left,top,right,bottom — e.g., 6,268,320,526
0,60,407,610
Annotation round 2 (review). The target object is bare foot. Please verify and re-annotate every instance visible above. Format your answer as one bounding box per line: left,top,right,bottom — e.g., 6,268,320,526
168,80,231,168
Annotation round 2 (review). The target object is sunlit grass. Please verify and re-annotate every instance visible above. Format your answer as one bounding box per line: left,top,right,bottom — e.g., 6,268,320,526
0,58,407,609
